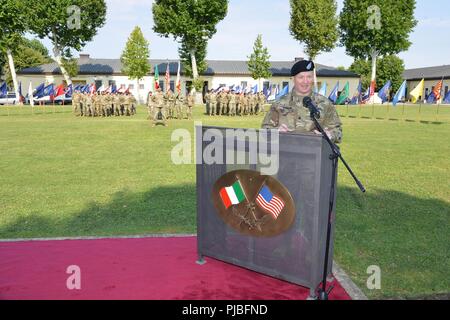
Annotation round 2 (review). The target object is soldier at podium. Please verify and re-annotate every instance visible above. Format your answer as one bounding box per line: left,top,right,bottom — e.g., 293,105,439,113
262,60,342,143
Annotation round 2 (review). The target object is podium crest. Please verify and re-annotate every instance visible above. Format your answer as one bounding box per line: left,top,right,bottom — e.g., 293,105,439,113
212,170,296,237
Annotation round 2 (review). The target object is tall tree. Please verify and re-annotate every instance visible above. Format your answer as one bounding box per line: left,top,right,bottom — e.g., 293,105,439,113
247,34,272,91
349,55,405,93
25,0,107,85
152,0,228,94
289,0,339,90
340,0,416,91
0,0,28,103
3,37,52,85
121,26,151,104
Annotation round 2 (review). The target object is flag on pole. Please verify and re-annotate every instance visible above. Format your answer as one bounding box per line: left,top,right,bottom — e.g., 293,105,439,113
176,61,181,94
90,83,97,95
0,82,7,97
165,61,170,92
275,85,289,100
43,84,55,99
426,79,443,104
444,90,450,104
154,64,160,90
328,82,339,104
34,83,45,98
256,185,285,219
18,81,25,102
377,80,392,103
410,79,424,103
65,84,73,97
369,80,376,97
219,180,247,209
350,81,362,105
392,80,407,106
318,82,327,96
336,81,349,105
55,84,65,97
252,84,258,94
97,85,105,93
28,82,34,106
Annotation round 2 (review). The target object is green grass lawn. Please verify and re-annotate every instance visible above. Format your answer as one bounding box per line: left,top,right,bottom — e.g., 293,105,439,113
0,103,449,299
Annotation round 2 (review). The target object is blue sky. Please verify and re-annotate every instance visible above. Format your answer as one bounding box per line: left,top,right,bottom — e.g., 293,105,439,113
39,0,450,69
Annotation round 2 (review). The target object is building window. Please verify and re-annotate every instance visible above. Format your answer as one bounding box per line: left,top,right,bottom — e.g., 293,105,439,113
139,84,145,90
241,81,247,89
170,81,175,92
445,86,449,96
108,80,116,86
129,84,134,90
282,82,289,91
159,80,165,91
263,81,270,91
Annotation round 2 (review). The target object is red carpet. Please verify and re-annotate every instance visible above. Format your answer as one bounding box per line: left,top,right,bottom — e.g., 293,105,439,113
0,236,351,300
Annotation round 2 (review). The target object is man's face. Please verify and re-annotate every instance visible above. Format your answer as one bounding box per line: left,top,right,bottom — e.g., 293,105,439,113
293,71,314,95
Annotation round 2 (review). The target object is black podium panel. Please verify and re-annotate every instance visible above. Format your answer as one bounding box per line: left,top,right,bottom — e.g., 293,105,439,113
196,126,337,296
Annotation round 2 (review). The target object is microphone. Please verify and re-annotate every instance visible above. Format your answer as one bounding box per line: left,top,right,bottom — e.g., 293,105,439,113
303,96,321,118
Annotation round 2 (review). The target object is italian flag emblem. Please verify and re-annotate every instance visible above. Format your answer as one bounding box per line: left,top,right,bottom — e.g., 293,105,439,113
219,180,246,209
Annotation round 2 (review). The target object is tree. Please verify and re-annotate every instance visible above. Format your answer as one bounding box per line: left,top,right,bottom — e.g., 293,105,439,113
3,37,52,85
26,0,107,85
152,0,228,94
0,0,28,103
247,34,271,91
349,55,405,93
289,0,339,90
340,0,416,90
121,26,151,103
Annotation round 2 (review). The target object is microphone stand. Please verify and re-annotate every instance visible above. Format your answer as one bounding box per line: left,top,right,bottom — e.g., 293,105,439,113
309,109,366,301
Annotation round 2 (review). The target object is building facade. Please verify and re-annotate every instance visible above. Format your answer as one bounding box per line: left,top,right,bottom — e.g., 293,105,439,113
17,54,361,103
403,65,450,100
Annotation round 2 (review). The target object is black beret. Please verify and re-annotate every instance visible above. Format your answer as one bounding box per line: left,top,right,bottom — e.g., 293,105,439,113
291,60,315,76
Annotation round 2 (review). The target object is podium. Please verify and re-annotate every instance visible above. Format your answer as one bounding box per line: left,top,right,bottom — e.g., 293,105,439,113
196,126,337,298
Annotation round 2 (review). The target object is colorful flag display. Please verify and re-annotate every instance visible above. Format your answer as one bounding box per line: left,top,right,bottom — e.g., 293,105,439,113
410,79,424,103
392,80,406,106
219,180,246,209
256,185,285,219
176,61,181,94
328,82,339,104
426,79,443,103
336,81,349,105
154,64,160,90
378,80,392,103
318,82,327,97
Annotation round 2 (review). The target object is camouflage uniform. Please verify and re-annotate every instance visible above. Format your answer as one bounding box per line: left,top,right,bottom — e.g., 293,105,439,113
228,92,236,116
248,93,256,115
186,93,194,120
256,92,266,115
175,94,184,119
204,91,211,115
153,89,167,126
84,94,93,117
209,92,217,116
72,92,81,115
118,94,126,116
218,91,227,115
241,94,248,115
104,93,113,117
147,92,154,120
113,94,121,116
262,90,343,143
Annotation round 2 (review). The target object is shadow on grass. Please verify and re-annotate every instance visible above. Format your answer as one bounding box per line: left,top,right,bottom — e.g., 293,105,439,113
1,184,449,298
335,186,450,299
0,184,197,239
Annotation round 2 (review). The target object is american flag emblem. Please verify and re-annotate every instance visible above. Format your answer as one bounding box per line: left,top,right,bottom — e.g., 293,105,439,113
256,185,285,219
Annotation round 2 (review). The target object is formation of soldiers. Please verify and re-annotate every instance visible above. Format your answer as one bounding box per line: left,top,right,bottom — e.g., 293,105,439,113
204,90,267,116
147,88,195,126
72,92,137,117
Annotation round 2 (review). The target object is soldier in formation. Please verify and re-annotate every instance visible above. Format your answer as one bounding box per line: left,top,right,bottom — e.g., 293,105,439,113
203,89,268,116
72,91,138,118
